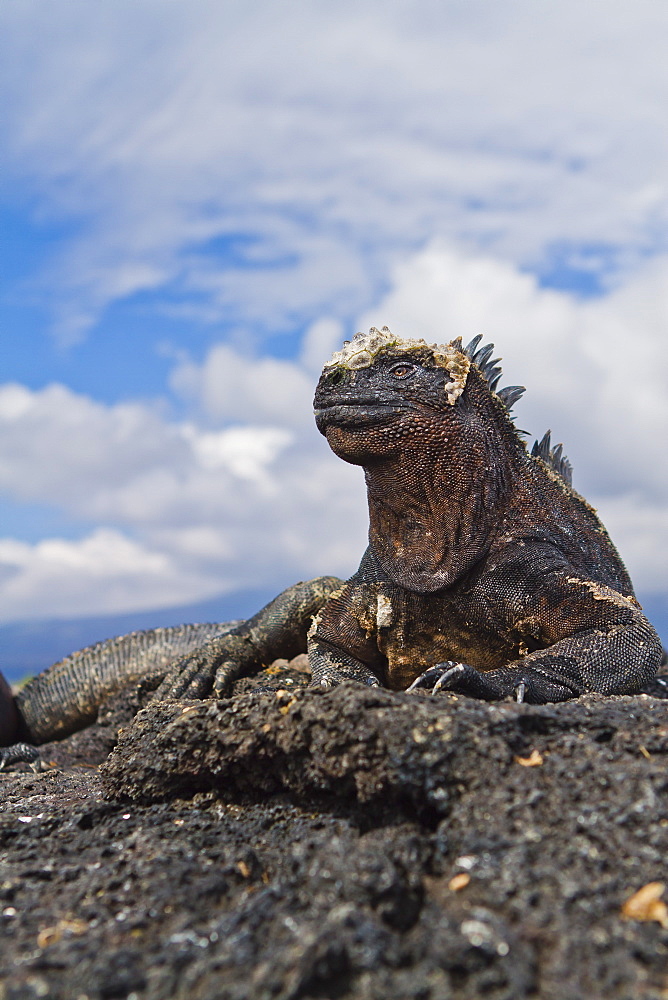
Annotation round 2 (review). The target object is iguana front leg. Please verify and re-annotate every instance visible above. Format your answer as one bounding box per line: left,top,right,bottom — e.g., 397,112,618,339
306,579,383,688
408,574,663,704
156,576,345,699
308,635,381,688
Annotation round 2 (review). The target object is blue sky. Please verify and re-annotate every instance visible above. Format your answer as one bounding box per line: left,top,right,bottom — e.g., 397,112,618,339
0,0,666,639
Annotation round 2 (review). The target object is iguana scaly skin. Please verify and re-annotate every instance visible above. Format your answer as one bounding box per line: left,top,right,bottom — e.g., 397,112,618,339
0,328,662,763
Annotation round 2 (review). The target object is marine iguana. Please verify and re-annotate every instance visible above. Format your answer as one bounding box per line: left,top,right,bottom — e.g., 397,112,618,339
0,327,662,766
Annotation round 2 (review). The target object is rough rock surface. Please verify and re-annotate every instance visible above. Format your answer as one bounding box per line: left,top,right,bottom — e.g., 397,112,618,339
2,658,668,1000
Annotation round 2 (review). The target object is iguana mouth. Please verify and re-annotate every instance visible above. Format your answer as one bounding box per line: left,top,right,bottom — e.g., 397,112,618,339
314,402,405,428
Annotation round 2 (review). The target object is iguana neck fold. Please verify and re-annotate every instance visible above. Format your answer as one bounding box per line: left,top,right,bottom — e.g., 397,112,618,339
363,427,520,592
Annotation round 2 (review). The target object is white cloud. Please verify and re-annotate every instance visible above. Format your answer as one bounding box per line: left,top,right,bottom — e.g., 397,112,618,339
3,1,668,337
360,243,668,496
299,319,347,375
0,529,222,621
595,495,668,594
183,426,292,483
0,350,367,621
0,383,187,507
171,345,314,428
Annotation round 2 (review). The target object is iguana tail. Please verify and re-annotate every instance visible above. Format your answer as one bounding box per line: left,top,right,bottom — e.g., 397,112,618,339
0,622,237,746
0,576,345,747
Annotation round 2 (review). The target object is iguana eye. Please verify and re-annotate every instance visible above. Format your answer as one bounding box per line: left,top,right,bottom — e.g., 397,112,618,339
389,362,416,379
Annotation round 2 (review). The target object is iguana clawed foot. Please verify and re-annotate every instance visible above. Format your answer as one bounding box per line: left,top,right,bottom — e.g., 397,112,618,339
406,662,509,699
308,641,382,689
152,629,258,700
406,661,577,704
0,742,42,772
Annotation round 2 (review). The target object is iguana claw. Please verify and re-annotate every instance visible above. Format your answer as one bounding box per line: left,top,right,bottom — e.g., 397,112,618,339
407,662,536,702
0,743,42,772
406,661,493,698
514,681,527,703
405,666,451,692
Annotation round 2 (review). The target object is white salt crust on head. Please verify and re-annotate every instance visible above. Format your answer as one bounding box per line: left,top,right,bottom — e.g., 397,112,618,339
325,326,471,405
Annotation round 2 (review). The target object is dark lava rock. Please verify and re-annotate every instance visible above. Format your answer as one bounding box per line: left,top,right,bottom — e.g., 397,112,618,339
2,666,668,999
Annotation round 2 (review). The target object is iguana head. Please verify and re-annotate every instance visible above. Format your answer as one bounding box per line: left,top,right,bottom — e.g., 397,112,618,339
313,326,527,591
314,326,524,465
